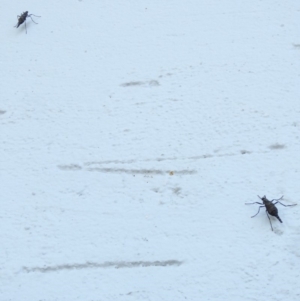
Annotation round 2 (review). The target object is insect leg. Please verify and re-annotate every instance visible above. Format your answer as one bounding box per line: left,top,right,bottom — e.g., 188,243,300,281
251,206,265,218
266,211,273,231
28,15,41,24
271,196,284,203
273,201,297,207
245,202,263,205
25,21,27,34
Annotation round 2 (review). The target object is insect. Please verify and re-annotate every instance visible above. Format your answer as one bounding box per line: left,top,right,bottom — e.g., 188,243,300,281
14,11,41,34
245,195,297,231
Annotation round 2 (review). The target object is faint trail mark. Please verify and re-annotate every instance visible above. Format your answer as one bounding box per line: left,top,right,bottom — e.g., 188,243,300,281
86,168,195,175
58,145,285,173
120,80,159,87
84,154,214,166
84,144,285,166
268,143,285,150
121,81,144,87
23,260,183,273
58,164,82,170
83,152,239,166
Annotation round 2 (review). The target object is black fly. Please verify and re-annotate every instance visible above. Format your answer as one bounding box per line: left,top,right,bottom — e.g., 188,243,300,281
15,11,41,34
246,195,297,231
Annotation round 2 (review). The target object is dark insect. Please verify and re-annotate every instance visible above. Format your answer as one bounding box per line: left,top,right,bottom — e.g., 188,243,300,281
14,11,41,34
245,195,297,231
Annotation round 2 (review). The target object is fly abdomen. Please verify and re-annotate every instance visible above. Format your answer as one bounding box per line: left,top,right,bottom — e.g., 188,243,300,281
275,215,283,223
267,207,282,223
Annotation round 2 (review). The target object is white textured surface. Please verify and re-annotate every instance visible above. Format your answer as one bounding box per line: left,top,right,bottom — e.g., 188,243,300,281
1,1,300,300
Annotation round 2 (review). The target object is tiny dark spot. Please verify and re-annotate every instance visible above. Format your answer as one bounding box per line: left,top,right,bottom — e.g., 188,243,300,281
0,110,6,115
240,150,251,154
172,187,181,195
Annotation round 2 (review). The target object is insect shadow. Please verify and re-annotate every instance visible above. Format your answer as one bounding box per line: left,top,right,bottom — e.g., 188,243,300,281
245,195,297,231
14,11,41,34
